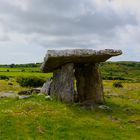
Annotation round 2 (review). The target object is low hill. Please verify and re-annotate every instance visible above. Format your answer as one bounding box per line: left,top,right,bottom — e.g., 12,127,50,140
100,61,140,82
0,61,139,82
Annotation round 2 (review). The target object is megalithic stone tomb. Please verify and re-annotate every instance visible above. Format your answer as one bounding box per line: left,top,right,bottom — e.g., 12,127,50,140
41,49,122,104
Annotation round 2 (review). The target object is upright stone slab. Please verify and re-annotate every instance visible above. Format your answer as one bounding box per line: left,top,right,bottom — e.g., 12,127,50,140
75,63,104,104
50,63,75,103
41,78,53,95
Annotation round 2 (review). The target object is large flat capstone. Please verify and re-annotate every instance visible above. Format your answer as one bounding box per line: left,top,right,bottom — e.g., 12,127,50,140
41,49,122,72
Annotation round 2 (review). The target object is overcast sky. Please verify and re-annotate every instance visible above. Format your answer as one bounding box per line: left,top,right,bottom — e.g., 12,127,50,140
0,0,140,64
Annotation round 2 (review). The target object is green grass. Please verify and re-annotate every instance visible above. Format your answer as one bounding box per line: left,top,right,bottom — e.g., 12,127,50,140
0,71,51,79
0,62,139,139
0,80,140,140
0,65,52,79
0,61,139,81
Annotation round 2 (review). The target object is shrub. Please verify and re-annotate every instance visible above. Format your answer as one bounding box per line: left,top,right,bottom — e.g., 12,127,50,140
8,82,13,85
16,76,45,87
113,77,125,80
113,81,123,88
0,75,9,80
103,76,125,80
21,69,25,72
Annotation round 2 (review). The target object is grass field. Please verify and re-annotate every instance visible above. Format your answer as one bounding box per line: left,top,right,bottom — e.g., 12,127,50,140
0,62,139,140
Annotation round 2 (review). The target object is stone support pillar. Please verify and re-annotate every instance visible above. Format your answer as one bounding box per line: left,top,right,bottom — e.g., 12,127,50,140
50,63,75,103
75,63,104,104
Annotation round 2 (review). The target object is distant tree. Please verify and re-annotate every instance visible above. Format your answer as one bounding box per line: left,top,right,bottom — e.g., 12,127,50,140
10,64,15,68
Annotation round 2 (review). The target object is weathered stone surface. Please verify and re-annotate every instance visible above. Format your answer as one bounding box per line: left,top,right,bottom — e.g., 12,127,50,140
45,95,52,101
75,63,104,103
18,95,31,100
18,90,32,95
18,88,41,95
41,78,53,95
109,116,122,121
50,63,75,103
98,105,112,112
0,92,18,98
41,49,122,104
41,49,122,72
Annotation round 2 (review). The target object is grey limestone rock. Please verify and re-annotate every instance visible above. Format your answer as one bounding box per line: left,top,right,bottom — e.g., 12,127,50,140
98,105,113,112
41,78,53,95
41,49,122,72
41,49,122,104
18,88,41,95
18,95,31,100
75,63,104,103
50,63,75,103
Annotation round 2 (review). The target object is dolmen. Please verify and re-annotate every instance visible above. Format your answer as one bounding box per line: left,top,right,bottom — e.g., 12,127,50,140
41,49,122,104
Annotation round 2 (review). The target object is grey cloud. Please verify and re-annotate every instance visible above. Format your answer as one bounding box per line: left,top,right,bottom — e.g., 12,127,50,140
0,0,139,54
0,0,137,35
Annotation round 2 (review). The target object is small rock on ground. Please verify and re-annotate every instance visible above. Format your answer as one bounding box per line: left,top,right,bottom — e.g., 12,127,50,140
98,105,112,112
18,95,31,100
18,88,41,95
45,95,52,101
